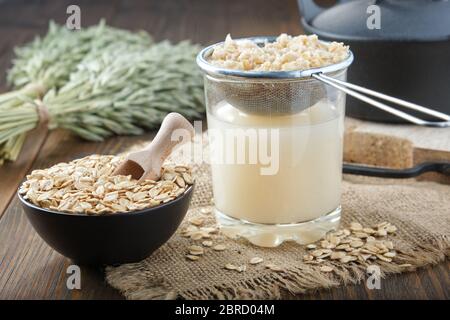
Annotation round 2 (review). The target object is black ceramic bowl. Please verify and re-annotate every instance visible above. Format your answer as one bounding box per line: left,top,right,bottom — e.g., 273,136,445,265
18,185,194,265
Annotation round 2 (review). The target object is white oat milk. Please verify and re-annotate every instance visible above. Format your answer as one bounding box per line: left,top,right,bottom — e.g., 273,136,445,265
208,100,344,224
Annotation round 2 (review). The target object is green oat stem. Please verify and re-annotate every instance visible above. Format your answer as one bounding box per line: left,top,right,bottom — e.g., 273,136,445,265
0,22,204,164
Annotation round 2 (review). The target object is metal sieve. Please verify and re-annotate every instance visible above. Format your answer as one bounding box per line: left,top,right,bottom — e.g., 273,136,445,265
197,37,450,127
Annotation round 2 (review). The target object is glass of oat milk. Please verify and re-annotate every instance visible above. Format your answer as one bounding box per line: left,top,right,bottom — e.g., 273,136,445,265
197,35,353,247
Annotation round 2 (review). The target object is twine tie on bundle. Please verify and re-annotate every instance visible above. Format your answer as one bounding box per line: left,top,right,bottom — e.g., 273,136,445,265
34,100,50,128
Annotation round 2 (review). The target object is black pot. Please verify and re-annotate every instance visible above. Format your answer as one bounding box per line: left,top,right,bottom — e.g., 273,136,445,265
18,185,194,265
298,0,450,123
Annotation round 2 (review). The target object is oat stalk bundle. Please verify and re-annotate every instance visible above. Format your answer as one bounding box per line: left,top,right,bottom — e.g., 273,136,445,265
7,20,152,91
0,21,204,164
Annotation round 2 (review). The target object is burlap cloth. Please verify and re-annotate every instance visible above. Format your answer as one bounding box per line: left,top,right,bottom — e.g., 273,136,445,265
105,140,450,300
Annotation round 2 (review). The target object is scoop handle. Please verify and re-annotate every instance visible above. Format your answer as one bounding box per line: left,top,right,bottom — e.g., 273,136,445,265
129,112,194,180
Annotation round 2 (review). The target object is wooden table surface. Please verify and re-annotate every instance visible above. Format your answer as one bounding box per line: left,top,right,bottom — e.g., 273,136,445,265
0,0,448,300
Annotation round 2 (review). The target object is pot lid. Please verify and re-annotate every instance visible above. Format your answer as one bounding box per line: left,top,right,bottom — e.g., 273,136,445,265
299,0,450,41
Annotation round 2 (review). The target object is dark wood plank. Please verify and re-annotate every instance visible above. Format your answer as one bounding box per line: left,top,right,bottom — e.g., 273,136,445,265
110,0,303,44
297,261,449,300
0,126,48,217
0,0,448,300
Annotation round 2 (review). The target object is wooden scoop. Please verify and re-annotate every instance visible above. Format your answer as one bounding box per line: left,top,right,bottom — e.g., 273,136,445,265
113,112,194,181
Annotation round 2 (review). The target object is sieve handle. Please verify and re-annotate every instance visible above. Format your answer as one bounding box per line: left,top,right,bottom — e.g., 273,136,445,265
312,73,450,128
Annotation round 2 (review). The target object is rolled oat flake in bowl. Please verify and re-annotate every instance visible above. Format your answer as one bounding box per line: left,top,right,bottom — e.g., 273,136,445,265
19,154,193,214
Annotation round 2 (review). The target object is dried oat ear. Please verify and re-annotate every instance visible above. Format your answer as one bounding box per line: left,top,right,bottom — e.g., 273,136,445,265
113,113,194,181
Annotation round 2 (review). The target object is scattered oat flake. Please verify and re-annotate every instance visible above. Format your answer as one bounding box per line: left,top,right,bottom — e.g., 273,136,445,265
189,217,205,226
213,244,227,251
350,222,363,231
330,252,346,260
386,225,397,233
249,257,263,265
237,265,247,272
376,254,392,262
200,227,218,234
340,255,357,263
189,250,204,256
399,263,413,268
188,245,203,251
202,240,213,247
350,240,364,248
319,265,334,273
225,263,237,270
186,255,199,261
303,254,314,261
384,251,396,258
200,208,211,214
311,249,324,257
190,232,203,240
266,263,283,272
